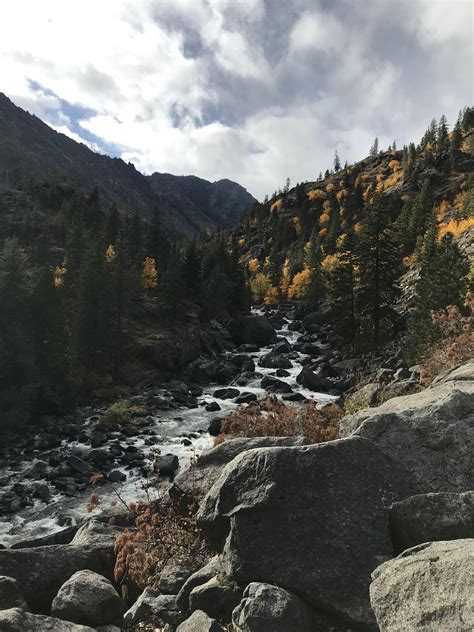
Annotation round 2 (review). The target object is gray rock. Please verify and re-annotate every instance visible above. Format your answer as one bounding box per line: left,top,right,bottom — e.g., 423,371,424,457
228,315,277,347
339,378,474,494
0,575,29,611
107,470,126,483
176,610,225,632
158,561,198,595
213,388,240,400
258,353,292,369
177,557,223,613
431,358,474,384
344,383,380,411
189,576,242,621
170,436,309,510
51,570,125,627
123,589,182,627
157,454,180,477
370,539,474,631
11,525,78,549
198,437,405,628
235,392,257,405
0,608,95,631
389,492,474,554
71,519,122,549
260,375,292,393
232,582,312,632
0,545,113,613
208,417,223,436
67,455,93,476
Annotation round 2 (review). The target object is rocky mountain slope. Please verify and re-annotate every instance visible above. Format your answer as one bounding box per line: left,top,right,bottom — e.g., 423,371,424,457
0,93,255,235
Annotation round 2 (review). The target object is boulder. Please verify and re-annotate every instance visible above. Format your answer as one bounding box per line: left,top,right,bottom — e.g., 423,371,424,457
208,418,223,436
158,561,198,595
235,392,257,405
170,436,308,510
215,363,240,384
205,402,221,412
123,589,182,628
176,610,225,632
232,582,312,632
296,367,329,391
258,353,292,369
0,575,29,611
177,557,223,613
213,388,240,400
228,315,277,347
189,576,242,621
51,570,125,627
272,339,292,354
370,540,474,631
11,525,78,549
388,491,474,554
66,455,93,476
344,383,380,411
0,545,113,613
340,379,474,494
260,375,292,393
197,437,405,628
71,519,122,550
157,454,180,477
107,470,126,483
0,608,95,631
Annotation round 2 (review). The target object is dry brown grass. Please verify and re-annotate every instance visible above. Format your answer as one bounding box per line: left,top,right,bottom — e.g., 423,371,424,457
420,292,474,385
217,395,343,444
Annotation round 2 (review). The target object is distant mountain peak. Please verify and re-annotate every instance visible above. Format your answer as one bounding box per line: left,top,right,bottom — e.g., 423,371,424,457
0,93,256,235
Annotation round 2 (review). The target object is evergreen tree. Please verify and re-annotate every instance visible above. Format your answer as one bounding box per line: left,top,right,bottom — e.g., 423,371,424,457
305,228,325,304
328,229,358,348
370,138,379,156
334,150,341,172
437,115,449,153
357,193,402,347
105,204,121,246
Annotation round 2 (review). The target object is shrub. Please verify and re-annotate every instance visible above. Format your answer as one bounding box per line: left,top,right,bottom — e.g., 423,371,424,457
308,189,327,201
99,400,148,429
113,498,210,597
218,395,342,444
420,292,474,385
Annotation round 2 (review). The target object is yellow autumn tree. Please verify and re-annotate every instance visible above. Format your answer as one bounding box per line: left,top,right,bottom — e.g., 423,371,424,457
54,265,66,288
264,286,279,305
250,273,271,302
279,259,291,299
288,267,312,300
105,244,116,262
248,258,260,274
141,257,158,289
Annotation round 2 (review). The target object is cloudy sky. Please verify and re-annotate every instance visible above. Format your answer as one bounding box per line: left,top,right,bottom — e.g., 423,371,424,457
1,0,472,199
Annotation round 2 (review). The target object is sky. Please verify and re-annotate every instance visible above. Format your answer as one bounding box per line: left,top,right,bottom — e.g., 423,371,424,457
0,0,472,200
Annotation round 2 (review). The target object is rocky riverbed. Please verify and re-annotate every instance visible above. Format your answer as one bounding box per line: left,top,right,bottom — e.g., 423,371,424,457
0,306,340,548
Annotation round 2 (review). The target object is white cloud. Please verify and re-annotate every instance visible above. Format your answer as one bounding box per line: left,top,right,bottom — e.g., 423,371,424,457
0,0,471,200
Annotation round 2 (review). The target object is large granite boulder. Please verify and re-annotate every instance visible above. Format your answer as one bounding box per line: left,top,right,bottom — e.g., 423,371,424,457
370,539,474,631
51,570,125,627
177,557,223,613
198,436,405,628
170,436,308,510
232,582,313,632
71,519,122,549
123,589,182,628
0,608,95,631
189,575,242,621
0,575,29,611
228,315,277,347
0,545,113,613
389,491,474,554
339,378,474,494
176,609,225,632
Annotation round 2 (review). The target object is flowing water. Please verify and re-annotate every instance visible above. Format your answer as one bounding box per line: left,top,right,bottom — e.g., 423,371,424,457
0,308,336,547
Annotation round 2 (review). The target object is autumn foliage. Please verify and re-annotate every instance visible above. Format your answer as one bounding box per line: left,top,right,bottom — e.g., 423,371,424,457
218,395,342,444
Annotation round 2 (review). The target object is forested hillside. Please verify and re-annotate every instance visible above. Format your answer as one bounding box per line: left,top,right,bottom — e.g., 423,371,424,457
236,108,473,363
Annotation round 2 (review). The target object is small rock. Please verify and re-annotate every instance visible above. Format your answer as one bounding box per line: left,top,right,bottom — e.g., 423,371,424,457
123,589,182,627
176,609,224,632
189,576,242,621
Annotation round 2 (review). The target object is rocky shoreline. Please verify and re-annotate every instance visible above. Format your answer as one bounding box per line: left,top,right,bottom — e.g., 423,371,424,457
1,308,472,631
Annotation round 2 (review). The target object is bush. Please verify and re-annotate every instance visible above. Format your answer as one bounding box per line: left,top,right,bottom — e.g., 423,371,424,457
99,400,148,429
420,292,474,385
218,395,342,444
114,498,210,597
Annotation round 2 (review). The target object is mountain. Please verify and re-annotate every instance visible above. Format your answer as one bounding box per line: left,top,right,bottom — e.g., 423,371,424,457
0,93,255,235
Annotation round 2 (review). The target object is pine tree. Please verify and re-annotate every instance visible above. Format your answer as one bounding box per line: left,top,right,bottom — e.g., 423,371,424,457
437,115,449,153
357,193,402,347
334,150,341,172
305,229,325,304
105,204,121,246
370,138,379,156
329,229,358,348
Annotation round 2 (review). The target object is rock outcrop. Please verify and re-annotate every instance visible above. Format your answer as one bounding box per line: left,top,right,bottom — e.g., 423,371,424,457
389,492,474,554
0,607,95,631
232,582,313,632
198,436,405,628
339,378,474,494
370,539,474,631
51,570,125,627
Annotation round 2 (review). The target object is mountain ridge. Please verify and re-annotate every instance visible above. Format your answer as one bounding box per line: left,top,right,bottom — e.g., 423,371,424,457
0,92,256,235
